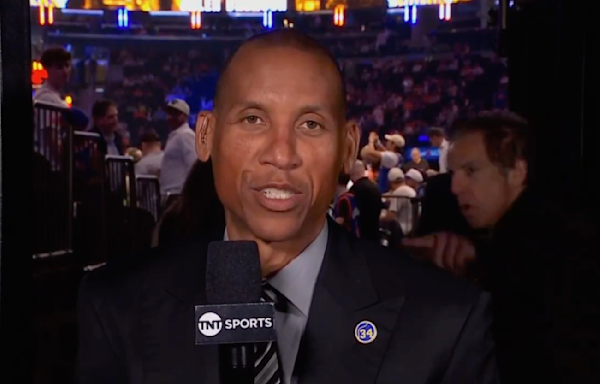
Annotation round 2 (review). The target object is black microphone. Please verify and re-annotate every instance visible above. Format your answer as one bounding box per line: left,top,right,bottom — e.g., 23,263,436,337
196,241,276,384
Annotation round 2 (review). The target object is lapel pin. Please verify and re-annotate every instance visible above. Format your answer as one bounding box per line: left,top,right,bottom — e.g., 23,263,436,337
355,320,377,344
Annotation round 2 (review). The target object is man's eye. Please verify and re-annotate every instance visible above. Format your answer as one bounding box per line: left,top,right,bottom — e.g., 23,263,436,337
300,121,322,130
243,116,264,124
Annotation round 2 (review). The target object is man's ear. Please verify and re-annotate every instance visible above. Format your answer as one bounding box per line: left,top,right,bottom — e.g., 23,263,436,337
509,158,528,188
195,111,216,162
341,119,360,174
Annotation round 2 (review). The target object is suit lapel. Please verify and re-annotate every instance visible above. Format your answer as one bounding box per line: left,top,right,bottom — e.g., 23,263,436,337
295,220,405,384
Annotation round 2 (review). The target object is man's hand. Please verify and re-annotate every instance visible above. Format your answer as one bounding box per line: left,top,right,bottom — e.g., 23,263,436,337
369,131,379,143
402,232,476,276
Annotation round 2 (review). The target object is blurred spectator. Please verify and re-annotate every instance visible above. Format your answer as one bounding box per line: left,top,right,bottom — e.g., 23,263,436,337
348,160,382,243
135,130,164,177
34,46,71,108
383,167,415,235
403,147,430,173
428,127,449,173
90,99,123,156
159,99,196,195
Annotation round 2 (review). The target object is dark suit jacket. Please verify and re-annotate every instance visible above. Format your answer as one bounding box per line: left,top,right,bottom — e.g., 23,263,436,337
77,220,498,384
89,126,124,156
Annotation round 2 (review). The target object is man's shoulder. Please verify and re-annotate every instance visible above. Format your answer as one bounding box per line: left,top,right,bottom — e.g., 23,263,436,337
81,239,205,307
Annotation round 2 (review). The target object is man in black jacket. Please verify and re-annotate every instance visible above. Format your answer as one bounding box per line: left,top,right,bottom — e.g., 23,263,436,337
77,30,498,384
404,111,600,384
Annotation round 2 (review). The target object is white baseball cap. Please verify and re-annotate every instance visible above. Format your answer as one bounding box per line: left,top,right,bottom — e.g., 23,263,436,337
388,167,405,182
405,169,424,183
165,98,190,116
384,134,405,148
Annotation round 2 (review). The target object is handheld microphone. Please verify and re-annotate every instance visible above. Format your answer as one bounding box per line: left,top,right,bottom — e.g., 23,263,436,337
196,241,276,384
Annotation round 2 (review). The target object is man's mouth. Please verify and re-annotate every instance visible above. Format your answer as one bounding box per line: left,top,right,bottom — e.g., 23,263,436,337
261,188,294,200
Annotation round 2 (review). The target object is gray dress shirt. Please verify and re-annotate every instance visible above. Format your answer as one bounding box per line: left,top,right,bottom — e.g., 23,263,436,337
224,224,328,384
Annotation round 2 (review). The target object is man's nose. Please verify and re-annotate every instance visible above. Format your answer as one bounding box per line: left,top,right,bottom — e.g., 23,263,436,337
258,125,302,171
450,172,465,196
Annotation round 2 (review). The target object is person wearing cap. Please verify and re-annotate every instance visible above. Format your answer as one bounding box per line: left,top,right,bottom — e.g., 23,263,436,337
159,99,196,195
383,167,417,235
136,130,164,177
360,131,405,192
405,168,424,197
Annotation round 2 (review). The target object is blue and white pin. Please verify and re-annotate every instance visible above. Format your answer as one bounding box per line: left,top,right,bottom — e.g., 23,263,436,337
355,320,377,344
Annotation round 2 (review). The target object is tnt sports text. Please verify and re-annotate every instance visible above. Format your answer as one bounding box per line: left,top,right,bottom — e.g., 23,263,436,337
197,312,273,337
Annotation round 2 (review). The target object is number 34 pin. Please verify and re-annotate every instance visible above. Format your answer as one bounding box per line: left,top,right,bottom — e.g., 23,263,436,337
355,320,378,344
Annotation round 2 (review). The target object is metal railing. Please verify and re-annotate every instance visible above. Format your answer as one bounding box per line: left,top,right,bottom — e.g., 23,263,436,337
381,194,422,238
136,175,161,221
32,103,73,259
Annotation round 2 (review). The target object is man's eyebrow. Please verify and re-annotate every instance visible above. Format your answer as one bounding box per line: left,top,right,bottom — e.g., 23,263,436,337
231,102,329,116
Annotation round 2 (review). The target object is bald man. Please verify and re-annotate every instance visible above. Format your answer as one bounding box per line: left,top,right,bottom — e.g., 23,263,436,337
77,30,498,384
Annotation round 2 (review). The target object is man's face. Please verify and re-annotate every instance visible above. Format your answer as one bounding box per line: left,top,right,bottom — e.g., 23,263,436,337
47,61,71,87
430,135,443,147
99,106,119,133
411,148,421,162
385,140,395,151
201,45,358,242
166,109,186,129
449,132,526,229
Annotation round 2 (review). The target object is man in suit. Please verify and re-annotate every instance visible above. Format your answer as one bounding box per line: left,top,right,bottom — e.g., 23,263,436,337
78,30,498,384
403,112,600,384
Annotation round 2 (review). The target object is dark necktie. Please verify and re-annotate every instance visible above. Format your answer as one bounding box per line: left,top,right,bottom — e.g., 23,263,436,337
254,285,282,384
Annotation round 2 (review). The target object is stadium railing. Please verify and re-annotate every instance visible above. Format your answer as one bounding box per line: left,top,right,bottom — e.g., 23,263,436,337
136,175,161,221
105,155,138,255
380,195,422,242
32,102,73,259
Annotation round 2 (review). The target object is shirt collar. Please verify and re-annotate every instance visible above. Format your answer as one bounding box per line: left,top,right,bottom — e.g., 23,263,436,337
223,223,328,316
168,123,190,139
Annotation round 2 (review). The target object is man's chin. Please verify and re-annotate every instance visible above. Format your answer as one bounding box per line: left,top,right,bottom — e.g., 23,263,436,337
247,217,307,243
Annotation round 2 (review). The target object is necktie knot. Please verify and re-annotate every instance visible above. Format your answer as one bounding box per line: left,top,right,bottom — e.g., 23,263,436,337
262,283,288,312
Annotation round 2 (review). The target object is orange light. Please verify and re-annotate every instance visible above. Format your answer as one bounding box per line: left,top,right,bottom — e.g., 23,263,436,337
65,95,73,107
333,5,344,27
32,61,48,86
39,3,46,25
190,11,201,29
48,5,54,25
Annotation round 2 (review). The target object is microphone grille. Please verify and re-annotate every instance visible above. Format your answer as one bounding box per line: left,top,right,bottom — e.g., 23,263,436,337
206,241,262,304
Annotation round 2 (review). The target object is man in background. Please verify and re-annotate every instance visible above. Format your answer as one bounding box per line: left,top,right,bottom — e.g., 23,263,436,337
33,46,71,108
428,127,449,173
405,112,600,384
383,168,415,235
90,99,123,156
360,132,405,192
159,99,196,195
135,130,164,177
403,147,430,173
349,160,383,242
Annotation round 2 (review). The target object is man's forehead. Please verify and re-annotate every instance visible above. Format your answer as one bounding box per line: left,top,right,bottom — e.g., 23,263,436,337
222,47,342,111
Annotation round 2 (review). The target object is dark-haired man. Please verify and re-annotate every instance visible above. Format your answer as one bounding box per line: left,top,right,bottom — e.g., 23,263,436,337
428,127,449,173
78,30,498,384
90,99,122,156
405,111,600,384
34,46,71,107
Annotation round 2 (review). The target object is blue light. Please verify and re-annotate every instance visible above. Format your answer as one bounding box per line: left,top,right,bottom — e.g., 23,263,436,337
411,5,417,24
263,10,273,28
118,8,129,28
404,5,409,22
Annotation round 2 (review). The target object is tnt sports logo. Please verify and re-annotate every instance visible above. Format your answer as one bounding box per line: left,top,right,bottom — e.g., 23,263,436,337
355,320,377,344
197,311,274,337
198,312,223,337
